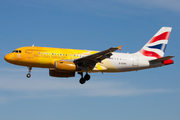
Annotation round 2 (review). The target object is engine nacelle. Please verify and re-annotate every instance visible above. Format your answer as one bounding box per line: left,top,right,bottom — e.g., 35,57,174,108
55,61,76,72
49,69,75,78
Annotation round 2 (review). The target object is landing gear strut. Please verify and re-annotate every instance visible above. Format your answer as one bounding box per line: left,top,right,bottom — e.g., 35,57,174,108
78,72,91,84
26,67,32,78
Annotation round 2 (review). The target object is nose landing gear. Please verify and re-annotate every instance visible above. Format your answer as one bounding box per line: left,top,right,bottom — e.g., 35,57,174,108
26,67,32,78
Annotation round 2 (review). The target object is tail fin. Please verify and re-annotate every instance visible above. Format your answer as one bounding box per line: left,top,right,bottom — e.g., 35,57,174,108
139,27,172,58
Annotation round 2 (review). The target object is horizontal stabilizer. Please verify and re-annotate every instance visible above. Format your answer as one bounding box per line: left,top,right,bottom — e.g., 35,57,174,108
149,56,174,63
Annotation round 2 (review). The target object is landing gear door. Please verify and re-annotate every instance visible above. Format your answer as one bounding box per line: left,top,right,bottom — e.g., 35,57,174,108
132,55,139,67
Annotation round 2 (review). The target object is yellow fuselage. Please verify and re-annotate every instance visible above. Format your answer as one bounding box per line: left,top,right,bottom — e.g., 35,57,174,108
4,46,118,72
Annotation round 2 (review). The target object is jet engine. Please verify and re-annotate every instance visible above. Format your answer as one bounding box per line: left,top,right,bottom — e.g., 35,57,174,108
55,61,76,71
49,69,75,78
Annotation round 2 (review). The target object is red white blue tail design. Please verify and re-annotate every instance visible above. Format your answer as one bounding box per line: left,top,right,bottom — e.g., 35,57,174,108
139,27,172,58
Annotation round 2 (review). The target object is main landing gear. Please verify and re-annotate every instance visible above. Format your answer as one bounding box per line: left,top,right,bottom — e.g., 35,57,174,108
78,72,91,84
26,67,32,78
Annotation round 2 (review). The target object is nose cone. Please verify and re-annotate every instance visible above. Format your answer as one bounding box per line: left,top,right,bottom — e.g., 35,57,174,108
4,54,9,62
4,53,14,63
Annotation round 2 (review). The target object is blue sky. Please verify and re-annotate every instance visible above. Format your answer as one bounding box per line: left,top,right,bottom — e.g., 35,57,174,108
0,0,180,120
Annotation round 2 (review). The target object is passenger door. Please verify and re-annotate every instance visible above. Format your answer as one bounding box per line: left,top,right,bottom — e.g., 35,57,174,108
27,47,34,59
132,55,139,67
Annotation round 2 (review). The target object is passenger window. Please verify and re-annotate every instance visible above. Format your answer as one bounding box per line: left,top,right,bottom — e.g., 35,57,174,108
19,50,21,53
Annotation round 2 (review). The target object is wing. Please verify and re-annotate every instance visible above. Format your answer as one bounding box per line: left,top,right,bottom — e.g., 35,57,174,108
73,45,122,71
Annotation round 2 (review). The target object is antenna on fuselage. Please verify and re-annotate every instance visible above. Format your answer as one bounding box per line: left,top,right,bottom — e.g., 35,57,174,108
32,44,34,47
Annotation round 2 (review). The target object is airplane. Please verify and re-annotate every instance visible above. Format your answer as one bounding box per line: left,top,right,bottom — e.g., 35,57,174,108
4,27,174,84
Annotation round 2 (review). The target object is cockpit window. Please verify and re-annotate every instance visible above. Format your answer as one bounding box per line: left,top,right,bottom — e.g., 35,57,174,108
12,50,21,53
14,50,18,53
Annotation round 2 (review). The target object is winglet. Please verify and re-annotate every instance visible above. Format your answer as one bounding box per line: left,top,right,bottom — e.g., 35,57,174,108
117,45,123,51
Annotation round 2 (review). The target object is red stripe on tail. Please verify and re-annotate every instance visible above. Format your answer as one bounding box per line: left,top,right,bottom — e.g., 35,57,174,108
149,32,171,43
139,49,162,58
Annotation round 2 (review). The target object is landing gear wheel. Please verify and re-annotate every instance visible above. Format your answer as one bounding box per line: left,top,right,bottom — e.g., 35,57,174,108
84,74,91,81
78,72,91,84
26,73,31,78
26,67,32,78
79,78,86,84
